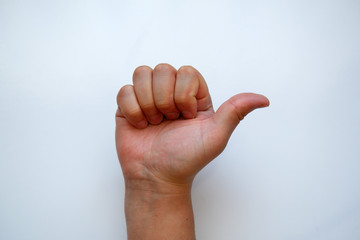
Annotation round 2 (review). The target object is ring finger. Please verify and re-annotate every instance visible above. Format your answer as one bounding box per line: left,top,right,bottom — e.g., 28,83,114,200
133,66,163,124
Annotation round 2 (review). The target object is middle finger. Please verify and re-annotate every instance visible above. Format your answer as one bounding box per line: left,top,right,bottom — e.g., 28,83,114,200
152,63,180,119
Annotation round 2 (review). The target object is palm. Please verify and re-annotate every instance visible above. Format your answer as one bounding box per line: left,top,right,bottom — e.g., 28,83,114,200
116,109,225,184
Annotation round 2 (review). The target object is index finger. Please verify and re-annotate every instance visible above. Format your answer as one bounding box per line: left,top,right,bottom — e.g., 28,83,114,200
174,66,213,119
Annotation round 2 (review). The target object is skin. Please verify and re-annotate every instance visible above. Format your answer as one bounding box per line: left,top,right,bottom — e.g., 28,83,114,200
115,63,269,240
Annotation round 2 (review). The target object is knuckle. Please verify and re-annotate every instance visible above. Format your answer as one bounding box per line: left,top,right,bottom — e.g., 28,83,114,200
126,108,143,119
141,103,156,113
133,65,152,75
117,85,133,101
133,65,152,80
155,100,173,111
177,65,197,77
154,63,176,74
175,93,190,105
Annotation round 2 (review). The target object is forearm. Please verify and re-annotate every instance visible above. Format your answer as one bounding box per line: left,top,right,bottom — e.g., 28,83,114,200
124,179,195,240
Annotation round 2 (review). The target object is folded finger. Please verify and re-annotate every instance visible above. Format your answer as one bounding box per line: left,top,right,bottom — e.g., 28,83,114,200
117,85,148,128
133,66,163,124
152,63,180,119
175,66,213,119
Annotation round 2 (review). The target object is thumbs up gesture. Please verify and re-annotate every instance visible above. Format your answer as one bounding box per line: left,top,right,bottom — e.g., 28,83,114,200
115,64,269,191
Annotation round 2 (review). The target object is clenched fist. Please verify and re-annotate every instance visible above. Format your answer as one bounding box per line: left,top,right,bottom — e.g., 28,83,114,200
115,63,269,240
116,63,269,188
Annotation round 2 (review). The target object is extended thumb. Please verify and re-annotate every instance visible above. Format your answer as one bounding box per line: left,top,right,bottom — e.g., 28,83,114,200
213,93,270,138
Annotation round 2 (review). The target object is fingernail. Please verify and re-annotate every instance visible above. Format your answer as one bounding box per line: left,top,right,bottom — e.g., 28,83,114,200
166,112,179,119
182,111,194,119
136,120,148,128
149,114,163,124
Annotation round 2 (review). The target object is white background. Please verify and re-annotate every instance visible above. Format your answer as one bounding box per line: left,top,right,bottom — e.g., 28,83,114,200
1,0,360,239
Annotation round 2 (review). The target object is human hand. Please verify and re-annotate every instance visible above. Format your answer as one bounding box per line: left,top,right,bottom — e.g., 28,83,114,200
115,64,269,193
116,63,269,239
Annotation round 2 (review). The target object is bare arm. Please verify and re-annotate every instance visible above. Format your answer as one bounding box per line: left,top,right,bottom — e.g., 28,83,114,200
115,64,269,240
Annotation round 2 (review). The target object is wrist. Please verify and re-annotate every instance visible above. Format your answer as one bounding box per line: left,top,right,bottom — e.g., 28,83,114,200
124,174,193,195
124,179,195,240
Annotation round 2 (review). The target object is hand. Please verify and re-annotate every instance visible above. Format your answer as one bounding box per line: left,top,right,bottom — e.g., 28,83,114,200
115,64,269,192
116,64,269,240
